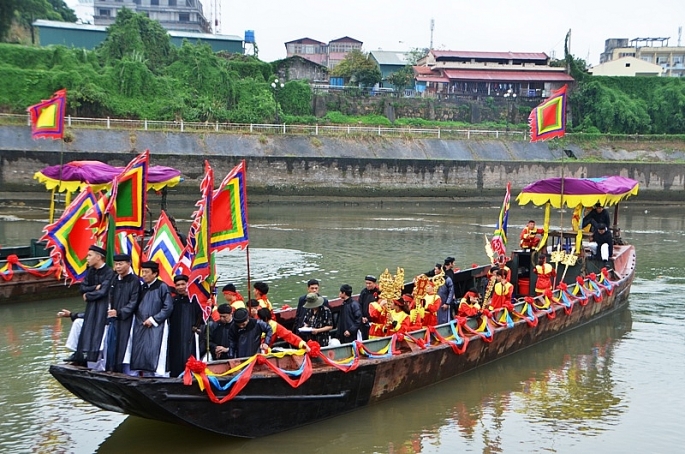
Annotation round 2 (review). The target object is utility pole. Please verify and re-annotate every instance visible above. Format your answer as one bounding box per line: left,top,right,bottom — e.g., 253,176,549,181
429,18,434,50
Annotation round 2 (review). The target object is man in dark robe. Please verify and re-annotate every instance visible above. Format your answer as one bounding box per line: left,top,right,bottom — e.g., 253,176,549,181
591,223,614,264
167,274,204,376
583,203,611,232
227,308,272,358
335,284,362,344
75,245,115,367
209,304,234,360
357,275,379,340
130,261,174,376
105,254,140,374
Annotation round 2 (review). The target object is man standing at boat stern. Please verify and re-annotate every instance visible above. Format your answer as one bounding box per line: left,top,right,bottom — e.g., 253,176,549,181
105,254,140,373
167,274,204,377
75,245,115,367
336,284,362,344
130,261,174,377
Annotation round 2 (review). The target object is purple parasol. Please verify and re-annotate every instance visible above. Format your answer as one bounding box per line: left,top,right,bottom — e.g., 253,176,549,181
34,160,182,192
516,176,639,208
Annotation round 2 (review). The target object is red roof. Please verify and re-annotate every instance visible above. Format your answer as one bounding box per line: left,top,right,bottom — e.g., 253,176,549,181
432,50,549,61
417,76,450,83
413,65,434,75
442,69,574,82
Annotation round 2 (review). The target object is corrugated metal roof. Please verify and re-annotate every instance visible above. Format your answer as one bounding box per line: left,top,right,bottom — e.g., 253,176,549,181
432,50,549,61
442,69,574,82
33,19,243,41
370,51,409,66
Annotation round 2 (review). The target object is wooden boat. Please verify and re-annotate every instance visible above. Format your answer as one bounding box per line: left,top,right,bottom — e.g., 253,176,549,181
49,177,639,438
0,161,182,304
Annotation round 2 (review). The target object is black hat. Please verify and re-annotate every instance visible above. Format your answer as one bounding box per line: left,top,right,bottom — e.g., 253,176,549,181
173,274,189,283
248,298,260,308
233,308,249,323
594,202,603,208
222,283,237,293
88,245,106,256
141,261,159,273
444,257,455,264
364,275,377,283
217,303,233,314
597,223,607,231
113,253,131,262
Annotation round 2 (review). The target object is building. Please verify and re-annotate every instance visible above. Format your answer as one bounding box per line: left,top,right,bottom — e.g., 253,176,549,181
93,0,210,34
414,50,573,99
327,36,363,68
284,38,328,66
589,57,664,77
34,19,243,53
284,36,363,69
369,50,410,89
273,55,328,83
599,37,685,77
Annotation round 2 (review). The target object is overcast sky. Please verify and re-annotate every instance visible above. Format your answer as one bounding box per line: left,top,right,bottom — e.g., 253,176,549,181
67,0,685,65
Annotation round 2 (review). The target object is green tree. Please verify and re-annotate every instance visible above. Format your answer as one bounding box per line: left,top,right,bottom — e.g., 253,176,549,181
405,47,429,65
0,0,16,41
386,66,414,94
330,49,381,87
97,8,174,74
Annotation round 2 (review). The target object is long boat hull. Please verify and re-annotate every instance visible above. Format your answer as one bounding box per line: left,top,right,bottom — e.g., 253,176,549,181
49,245,635,438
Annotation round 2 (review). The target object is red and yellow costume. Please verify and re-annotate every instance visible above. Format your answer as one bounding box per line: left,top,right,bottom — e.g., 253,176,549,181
222,290,246,311
422,293,441,327
520,226,544,249
368,300,387,339
386,307,412,336
534,262,556,294
489,281,514,310
457,291,481,317
257,295,273,311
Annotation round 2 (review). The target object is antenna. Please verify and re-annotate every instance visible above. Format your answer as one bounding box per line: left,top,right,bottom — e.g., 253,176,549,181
679,26,682,47
430,18,434,50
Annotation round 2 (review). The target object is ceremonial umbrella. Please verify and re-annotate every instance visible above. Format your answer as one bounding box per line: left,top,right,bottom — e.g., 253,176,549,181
34,160,183,193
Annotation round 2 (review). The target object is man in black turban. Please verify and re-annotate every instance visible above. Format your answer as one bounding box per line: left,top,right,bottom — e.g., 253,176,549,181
167,274,205,376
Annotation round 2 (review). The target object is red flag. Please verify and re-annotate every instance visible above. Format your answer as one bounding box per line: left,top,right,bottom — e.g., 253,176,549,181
528,85,567,142
27,89,67,140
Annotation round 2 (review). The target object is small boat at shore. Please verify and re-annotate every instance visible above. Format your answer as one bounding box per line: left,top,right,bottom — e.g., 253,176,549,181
0,160,182,304
49,176,639,438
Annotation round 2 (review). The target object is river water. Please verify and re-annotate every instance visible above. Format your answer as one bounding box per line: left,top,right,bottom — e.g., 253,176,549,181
0,200,683,454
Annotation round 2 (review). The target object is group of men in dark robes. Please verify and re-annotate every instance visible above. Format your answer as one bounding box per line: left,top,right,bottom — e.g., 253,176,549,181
61,245,204,377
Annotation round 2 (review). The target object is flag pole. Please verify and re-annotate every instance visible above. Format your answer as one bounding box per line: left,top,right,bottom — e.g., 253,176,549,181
242,160,252,300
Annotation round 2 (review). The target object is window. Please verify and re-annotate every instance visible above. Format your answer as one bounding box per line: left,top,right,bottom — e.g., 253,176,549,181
179,13,190,22
98,8,110,16
625,63,631,67
641,56,652,62
132,0,140,4
151,0,159,5
169,0,177,6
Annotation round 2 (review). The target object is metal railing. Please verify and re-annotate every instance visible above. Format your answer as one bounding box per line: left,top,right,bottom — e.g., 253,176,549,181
0,113,529,140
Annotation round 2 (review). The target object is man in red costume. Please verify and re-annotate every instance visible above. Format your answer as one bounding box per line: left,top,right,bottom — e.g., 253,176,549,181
489,270,514,310
520,220,544,250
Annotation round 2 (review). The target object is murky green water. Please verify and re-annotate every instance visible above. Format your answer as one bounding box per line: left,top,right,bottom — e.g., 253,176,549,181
0,200,683,453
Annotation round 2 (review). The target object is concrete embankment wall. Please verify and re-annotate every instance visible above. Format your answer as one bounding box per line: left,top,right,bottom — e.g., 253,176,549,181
1,126,684,200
